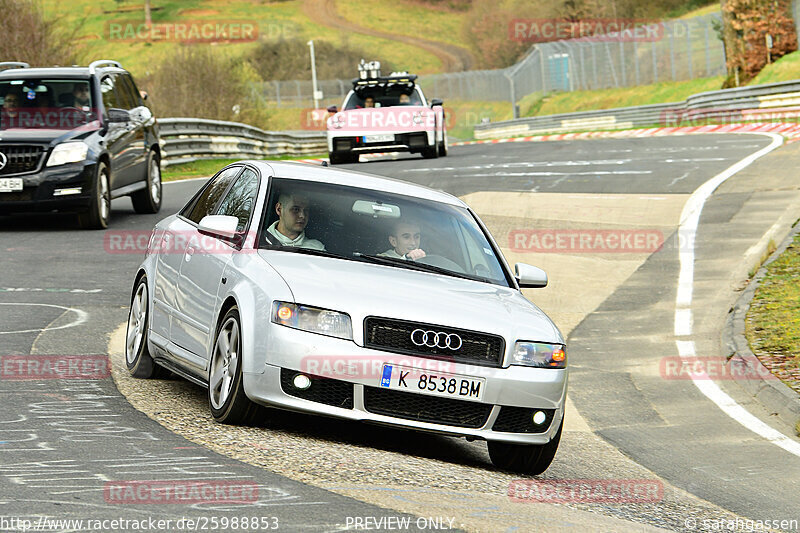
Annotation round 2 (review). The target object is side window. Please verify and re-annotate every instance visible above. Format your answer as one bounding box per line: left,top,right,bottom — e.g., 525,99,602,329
215,168,259,233
117,74,141,109
182,166,242,224
100,75,117,110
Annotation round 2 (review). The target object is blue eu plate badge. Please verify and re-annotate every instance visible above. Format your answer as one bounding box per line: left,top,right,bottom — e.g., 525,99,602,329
380,365,392,387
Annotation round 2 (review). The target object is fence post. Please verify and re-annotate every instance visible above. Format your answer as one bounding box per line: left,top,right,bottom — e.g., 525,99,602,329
669,24,677,80
275,81,281,108
704,22,711,77
685,21,693,79
633,40,640,86
592,45,599,89
619,40,626,87
652,29,658,83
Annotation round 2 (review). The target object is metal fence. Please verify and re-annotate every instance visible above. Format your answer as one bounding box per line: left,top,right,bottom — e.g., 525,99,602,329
252,10,732,109
159,118,326,166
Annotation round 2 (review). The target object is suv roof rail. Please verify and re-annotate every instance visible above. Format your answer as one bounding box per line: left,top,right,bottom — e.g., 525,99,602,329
89,60,123,75
0,62,30,72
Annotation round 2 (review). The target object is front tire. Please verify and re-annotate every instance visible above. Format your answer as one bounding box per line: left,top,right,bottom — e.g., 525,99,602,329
131,150,162,214
78,161,110,229
125,277,163,378
438,128,448,157
487,415,563,475
209,307,261,425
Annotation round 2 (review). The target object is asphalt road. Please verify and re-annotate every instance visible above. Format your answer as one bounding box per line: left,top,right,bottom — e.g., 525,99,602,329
1,133,799,532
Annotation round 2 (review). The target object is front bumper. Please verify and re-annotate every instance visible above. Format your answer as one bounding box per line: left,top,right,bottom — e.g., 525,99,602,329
242,326,567,445
327,131,435,155
0,162,96,214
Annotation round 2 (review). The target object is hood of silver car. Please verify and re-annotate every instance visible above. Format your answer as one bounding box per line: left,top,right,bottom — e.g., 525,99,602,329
258,250,563,345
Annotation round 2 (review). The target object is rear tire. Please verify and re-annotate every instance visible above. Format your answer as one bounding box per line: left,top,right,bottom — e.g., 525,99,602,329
487,415,563,475
125,276,164,378
77,161,110,229
131,150,162,214
438,129,448,157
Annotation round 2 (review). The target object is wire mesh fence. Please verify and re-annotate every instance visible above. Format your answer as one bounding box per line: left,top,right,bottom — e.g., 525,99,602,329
250,7,797,110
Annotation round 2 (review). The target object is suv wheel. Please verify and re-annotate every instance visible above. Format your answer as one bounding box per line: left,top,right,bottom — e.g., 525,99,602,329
487,416,563,475
421,144,439,159
78,161,111,229
131,150,162,214
438,128,448,157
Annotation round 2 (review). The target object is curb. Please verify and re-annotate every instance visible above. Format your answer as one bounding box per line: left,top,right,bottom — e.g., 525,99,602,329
453,122,800,146
722,222,800,431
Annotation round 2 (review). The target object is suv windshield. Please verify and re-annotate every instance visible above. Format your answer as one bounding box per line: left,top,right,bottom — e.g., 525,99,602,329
343,87,423,109
1,79,96,130
260,178,511,286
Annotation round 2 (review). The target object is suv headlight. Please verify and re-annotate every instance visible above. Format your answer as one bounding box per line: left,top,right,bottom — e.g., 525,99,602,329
512,342,566,369
271,301,353,340
46,142,89,167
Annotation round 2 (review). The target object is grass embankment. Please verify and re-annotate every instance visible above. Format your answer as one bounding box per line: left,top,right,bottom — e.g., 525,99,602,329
335,0,468,49
41,0,443,77
745,231,800,406
163,155,325,182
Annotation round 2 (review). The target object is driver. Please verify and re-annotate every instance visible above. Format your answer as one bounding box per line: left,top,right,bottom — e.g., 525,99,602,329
266,193,325,250
379,220,426,260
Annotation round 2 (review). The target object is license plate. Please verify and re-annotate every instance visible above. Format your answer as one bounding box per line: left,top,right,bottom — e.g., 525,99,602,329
0,178,23,192
380,364,485,401
364,134,394,143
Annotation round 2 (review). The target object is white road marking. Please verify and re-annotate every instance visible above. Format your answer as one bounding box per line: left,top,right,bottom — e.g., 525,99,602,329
0,303,88,335
672,132,800,456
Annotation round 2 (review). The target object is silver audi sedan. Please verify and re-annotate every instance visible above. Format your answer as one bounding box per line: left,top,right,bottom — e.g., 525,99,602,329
126,160,567,474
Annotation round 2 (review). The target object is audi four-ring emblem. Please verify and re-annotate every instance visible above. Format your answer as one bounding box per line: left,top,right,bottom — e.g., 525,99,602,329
410,328,462,350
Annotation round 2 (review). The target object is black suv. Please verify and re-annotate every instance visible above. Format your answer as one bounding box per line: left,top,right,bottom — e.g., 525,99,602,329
0,60,161,228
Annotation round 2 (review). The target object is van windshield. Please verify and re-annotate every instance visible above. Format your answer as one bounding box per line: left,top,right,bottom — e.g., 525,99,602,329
0,79,97,130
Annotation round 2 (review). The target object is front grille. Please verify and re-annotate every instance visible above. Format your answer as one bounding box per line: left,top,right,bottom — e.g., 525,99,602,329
280,368,354,409
492,407,555,433
363,386,492,428
0,144,46,176
0,190,33,202
364,317,505,367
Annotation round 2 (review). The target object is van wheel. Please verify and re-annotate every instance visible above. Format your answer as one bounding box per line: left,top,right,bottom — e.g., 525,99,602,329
131,151,162,214
78,162,110,229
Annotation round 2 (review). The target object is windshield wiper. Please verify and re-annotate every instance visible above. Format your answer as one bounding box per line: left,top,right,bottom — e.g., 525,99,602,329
266,245,345,260
353,253,477,282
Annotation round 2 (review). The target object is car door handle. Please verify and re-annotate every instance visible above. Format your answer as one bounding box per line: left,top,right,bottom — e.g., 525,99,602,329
185,247,195,261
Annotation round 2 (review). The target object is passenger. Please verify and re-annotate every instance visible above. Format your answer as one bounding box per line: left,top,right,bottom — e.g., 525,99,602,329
398,93,410,105
379,220,426,260
364,96,375,108
266,193,325,250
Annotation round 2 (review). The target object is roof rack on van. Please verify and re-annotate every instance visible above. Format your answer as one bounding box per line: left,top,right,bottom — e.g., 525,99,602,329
0,62,31,72
89,60,123,75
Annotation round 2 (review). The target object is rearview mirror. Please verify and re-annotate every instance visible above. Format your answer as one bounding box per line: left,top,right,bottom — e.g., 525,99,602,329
198,215,239,238
515,263,548,288
352,200,400,218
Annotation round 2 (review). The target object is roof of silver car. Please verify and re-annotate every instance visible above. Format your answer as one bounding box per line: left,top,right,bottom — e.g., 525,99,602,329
243,160,466,207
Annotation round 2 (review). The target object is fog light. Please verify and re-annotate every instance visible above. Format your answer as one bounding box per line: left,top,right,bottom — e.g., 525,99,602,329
532,411,547,425
293,374,312,390
53,187,82,196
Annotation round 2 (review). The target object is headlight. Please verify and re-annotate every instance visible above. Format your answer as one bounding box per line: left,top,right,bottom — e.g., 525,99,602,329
46,142,89,167
512,342,566,369
271,301,352,340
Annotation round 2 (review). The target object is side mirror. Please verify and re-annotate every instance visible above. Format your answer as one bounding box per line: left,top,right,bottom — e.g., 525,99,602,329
198,215,239,239
327,105,338,113
430,98,443,107
107,108,131,123
139,90,148,101
515,263,548,288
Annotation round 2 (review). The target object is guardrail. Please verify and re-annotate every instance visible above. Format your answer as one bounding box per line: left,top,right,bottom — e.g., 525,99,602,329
474,79,800,140
159,118,327,166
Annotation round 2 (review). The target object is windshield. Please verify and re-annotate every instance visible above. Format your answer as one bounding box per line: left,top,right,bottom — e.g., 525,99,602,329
1,79,96,130
259,178,511,287
343,87,424,109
